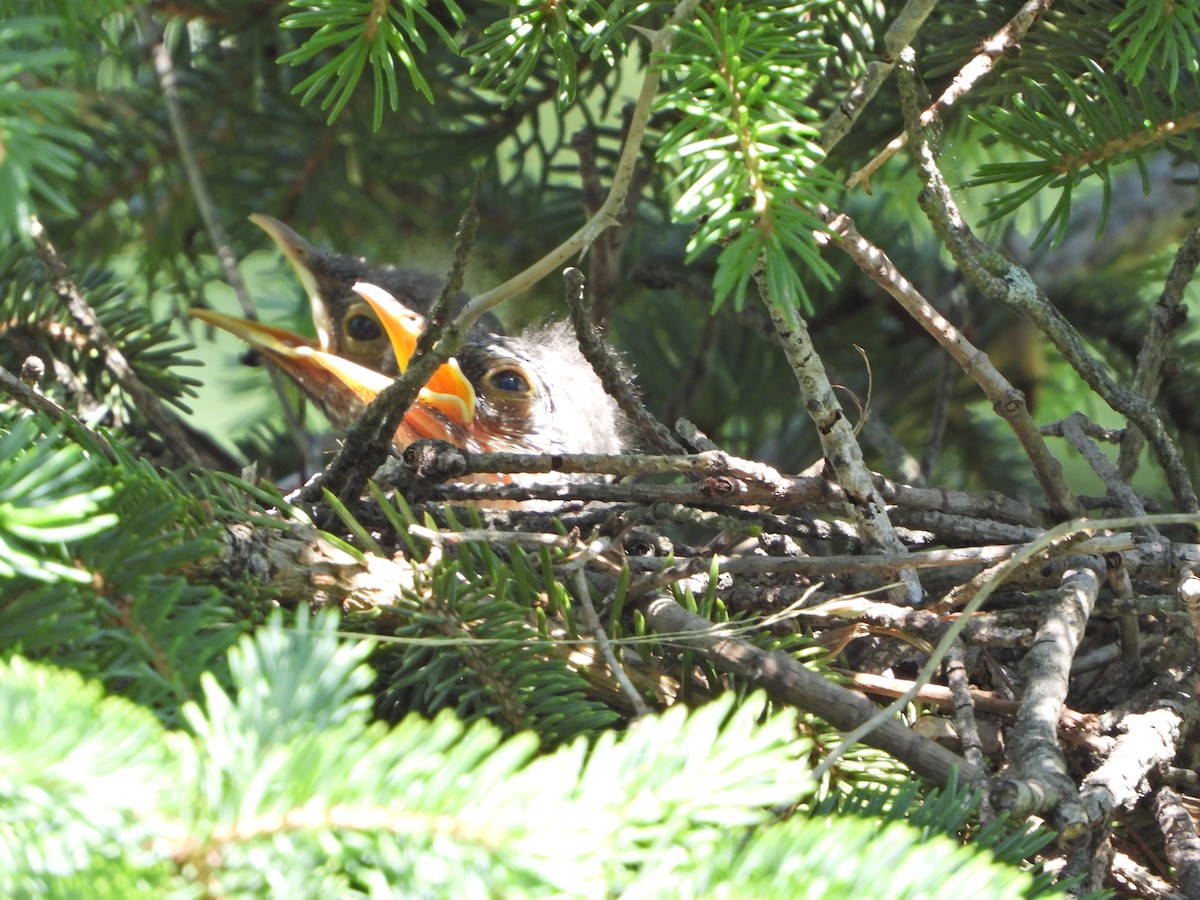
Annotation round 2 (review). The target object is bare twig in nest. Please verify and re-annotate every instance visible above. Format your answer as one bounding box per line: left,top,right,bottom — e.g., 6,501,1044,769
991,565,1100,839
1151,786,1200,895
636,592,986,788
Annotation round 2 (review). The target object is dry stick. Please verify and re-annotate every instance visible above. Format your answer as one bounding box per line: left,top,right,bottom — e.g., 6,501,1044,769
1180,567,1200,654
570,565,650,718
0,364,119,463
943,639,987,775
755,273,923,605
1117,222,1200,479
1108,853,1185,900
894,50,1199,517
818,0,940,151
28,218,201,468
817,205,1081,519
136,8,312,468
1151,786,1200,896
1079,701,1199,828
458,0,703,331
991,565,1100,840
813,511,1200,781
563,267,684,454
636,593,986,788
1059,412,1158,538
845,0,1056,189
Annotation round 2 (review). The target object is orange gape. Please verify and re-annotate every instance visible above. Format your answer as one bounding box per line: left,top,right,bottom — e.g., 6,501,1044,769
189,282,477,453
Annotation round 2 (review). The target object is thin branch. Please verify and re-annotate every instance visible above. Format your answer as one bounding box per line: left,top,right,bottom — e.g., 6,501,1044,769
459,0,703,329
563,267,683,454
636,593,986,787
819,0,940,151
1059,412,1158,538
1118,222,1200,478
816,204,1081,518
895,48,1198,516
812,511,1200,780
302,186,482,509
1151,785,1200,896
0,364,118,463
845,0,1055,189
990,566,1099,839
136,7,312,468
756,271,922,604
571,564,650,718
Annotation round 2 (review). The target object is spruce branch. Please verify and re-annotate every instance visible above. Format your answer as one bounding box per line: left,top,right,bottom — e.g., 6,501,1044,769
28,217,200,468
895,49,1199,517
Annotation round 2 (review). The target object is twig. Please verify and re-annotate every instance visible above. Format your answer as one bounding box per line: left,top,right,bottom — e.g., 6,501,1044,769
635,593,986,787
1079,701,1198,828
816,205,1081,518
136,7,312,468
1151,785,1200,896
895,48,1198,517
813,511,1200,781
819,0,940,152
991,565,1099,839
0,364,119,463
570,558,650,718
459,0,703,329
1059,412,1158,538
563,267,684,454
755,270,922,604
28,217,201,468
845,0,1056,189
1118,222,1200,479
944,639,987,774
1180,567,1200,655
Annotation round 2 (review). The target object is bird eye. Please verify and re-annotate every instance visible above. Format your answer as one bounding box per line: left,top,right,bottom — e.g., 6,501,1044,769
345,313,383,342
489,368,530,393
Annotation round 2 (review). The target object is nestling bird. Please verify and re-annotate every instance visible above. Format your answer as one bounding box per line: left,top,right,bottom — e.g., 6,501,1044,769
247,214,499,374
191,281,631,458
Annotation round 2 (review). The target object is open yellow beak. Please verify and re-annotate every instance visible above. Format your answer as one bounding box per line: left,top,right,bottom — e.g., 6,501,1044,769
248,213,336,352
350,282,476,426
190,288,477,446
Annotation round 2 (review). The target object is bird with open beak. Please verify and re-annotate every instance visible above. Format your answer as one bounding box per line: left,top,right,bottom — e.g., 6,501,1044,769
247,214,500,374
191,281,631,459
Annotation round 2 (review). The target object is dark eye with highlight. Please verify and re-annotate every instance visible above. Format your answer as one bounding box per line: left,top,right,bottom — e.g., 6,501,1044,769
489,369,530,393
346,314,383,341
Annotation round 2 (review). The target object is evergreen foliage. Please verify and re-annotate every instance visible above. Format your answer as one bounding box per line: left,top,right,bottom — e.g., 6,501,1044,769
2,611,1063,898
1,0,1198,894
